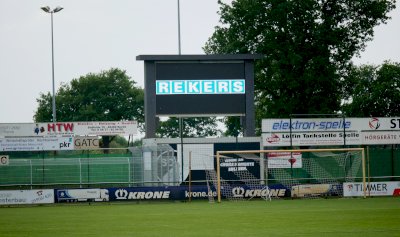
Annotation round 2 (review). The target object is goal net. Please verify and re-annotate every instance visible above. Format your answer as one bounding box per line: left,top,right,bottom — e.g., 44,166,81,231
212,148,365,202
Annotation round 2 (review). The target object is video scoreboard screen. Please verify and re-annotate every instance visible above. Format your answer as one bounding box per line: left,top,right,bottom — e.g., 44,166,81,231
155,62,246,116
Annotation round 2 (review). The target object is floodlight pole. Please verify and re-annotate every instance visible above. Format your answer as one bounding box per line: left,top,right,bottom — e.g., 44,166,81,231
41,6,63,122
177,0,184,183
177,0,181,54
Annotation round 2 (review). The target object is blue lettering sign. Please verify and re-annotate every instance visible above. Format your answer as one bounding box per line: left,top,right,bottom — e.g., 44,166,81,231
271,120,351,131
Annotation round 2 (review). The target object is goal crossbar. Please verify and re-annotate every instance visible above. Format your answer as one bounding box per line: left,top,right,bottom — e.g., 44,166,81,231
216,148,366,202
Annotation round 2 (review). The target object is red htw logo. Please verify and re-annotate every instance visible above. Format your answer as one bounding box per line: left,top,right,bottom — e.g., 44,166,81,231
47,123,74,132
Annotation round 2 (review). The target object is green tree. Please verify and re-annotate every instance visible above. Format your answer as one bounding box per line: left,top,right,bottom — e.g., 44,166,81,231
205,0,395,134
34,68,144,148
101,135,128,148
157,117,221,138
342,61,400,117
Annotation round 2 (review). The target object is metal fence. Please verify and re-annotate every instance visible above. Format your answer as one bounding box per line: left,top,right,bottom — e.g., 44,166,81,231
0,145,180,189
0,145,399,190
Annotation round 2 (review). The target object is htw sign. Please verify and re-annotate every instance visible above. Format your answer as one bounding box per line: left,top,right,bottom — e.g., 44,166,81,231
47,123,74,133
33,123,75,136
0,121,137,137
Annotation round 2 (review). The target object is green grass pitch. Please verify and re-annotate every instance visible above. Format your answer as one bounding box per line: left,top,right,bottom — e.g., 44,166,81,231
0,197,398,237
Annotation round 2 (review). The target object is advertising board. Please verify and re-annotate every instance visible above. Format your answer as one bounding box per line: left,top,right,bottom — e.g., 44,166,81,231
155,62,246,116
267,152,302,168
0,121,137,137
0,189,54,205
362,131,400,145
108,185,287,201
343,181,400,197
156,79,245,95
291,184,342,198
74,136,99,150
0,137,74,151
71,121,137,136
262,132,361,146
137,54,261,137
56,189,109,202
262,117,400,146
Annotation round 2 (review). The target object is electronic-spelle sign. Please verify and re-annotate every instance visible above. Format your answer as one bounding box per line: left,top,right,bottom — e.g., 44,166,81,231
262,117,400,146
137,54,262,137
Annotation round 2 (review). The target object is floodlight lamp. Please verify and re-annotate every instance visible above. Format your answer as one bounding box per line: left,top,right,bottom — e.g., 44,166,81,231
53,7,63,13
41,6,50,13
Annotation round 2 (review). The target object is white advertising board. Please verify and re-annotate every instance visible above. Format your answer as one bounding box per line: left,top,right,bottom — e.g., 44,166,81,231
262,132,360,147
262,117,400,133
262,117,400,146
267,152,302,168
74,136,100,150
361,131,400,145
343,181,400,197
0,137,74,151
0,189,55,205
0,121,137,137
72,121,137,136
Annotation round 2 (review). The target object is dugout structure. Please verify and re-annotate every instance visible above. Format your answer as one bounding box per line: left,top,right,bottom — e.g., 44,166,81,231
214,148,366,202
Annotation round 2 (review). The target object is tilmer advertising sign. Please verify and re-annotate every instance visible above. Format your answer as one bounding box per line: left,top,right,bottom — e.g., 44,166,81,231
344,181,400,197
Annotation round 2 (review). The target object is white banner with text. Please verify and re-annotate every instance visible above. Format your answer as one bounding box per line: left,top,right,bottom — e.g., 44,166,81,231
343,181,400,197
0,189,55,205
262,117,400,146
0,137,74,151
0,121,137,137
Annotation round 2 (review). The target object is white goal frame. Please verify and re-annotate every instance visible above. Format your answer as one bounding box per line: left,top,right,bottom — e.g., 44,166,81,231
215,148,366,203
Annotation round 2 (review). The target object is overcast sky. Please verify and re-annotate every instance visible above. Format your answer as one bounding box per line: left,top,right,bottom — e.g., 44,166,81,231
0,0,399,124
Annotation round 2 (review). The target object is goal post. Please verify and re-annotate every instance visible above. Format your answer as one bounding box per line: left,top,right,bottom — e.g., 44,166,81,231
215,148,366,203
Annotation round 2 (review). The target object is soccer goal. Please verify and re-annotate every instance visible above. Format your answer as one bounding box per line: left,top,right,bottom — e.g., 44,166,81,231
213,148,366,202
